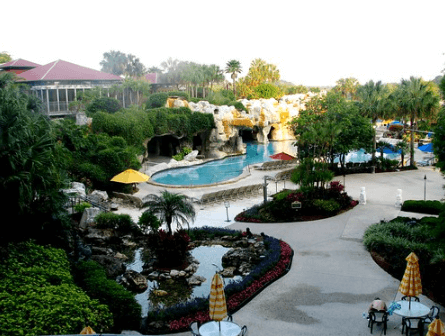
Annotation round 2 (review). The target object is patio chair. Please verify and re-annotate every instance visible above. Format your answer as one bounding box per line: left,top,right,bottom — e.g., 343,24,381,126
240,325,248,336
423,305,440,325
200,193,211,205
402,317,424,336
238,186,249,199
189,321,201,336
368,311,388,335
213,190,225,203
401,296,420,302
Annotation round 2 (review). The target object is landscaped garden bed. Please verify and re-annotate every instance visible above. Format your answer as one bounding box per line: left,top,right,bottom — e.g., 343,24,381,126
235,181,358,223
363,215,445,307
142,227,294,334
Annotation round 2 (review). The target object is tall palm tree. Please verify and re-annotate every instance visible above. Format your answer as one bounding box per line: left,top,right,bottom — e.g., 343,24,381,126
225,60,242,96
392,77,440,165
142,190,196,235
356,80,390,164
100,50,127,76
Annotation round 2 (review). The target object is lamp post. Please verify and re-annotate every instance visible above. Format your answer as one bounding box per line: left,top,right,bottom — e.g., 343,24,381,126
263,175,274,204
424,175,427,200
224,201,231,222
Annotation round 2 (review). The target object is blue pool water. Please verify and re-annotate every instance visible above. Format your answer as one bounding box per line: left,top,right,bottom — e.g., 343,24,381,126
151,140,296,186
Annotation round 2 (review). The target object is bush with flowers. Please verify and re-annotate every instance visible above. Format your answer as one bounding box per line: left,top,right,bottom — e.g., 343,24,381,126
235,181,357,223
143,228,293,334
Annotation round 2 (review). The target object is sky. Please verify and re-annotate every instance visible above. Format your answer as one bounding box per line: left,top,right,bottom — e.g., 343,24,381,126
2,0,445,87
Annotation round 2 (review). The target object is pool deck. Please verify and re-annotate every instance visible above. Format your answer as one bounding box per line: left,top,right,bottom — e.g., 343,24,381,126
114,149,445,336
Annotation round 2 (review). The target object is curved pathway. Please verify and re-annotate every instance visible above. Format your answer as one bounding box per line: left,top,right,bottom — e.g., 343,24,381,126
123,164,444,336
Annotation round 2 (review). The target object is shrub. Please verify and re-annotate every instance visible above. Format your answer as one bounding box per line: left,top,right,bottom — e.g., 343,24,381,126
73,260,141,332
138,210,161,233
0,242,113,336
252,83,282,99
227,101,247,112
95,212,136,234
87,97,121,114
147,230,191,268
74,201,92,213
312,199,340,214
401,200,444,215
168,91,190,101
147,92,169,109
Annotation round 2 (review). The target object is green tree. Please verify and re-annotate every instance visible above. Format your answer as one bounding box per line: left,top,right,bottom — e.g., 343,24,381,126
392,77,440,165
100,50,128,76
333,77,360,100
356,80,390,163
0,73,68,241
142,190,196,234
432,76,445,173
125,54,146,78
225,59,242,96
0,52,12,63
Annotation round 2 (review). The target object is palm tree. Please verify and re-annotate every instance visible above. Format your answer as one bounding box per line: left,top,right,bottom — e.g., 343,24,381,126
142,190,196,234
100,50,127,76
356,80,390,164
225,60,242,96
392,77,440,166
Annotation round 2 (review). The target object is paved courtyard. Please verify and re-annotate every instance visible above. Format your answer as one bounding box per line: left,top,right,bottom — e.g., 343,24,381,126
115,153,445,336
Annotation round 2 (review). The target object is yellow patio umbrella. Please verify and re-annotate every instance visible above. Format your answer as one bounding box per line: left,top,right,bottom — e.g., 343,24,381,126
209,273,228,332
79,326,96,334
111,169,149,184
426,318,445,336
399,252,422,309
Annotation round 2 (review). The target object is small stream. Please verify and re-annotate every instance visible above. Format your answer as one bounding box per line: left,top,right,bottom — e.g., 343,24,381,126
124,245,240,317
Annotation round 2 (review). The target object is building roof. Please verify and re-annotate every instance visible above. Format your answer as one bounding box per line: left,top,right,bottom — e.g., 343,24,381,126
17,59,122,82
0,58,40,69
144,73,157,84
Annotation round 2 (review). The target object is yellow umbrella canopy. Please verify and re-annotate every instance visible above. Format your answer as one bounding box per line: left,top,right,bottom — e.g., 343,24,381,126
209,273,228,321
427,318,445,336
110,169,149,184
399,252,422,298
79,326,96,334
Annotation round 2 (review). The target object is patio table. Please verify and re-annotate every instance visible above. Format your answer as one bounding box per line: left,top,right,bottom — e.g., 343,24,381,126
393,300,430,318
199,321,242,336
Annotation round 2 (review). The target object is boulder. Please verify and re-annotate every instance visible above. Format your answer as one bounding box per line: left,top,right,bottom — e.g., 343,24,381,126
90,255,126,278
184,150,199,161
79,207,102,230
91,190,109,201
187,275,206,286
121,270,148,292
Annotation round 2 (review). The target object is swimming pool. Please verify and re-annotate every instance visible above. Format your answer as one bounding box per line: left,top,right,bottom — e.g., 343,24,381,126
151,140,296,186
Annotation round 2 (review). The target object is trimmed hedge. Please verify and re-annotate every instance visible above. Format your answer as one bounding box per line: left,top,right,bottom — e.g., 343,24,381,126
0,242,113,336
401,200,444,215
73,260,142,333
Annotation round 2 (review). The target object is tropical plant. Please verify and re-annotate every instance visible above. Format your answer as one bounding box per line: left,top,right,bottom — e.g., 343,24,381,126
433,78,445,173
138,210,161,233
87,96,121,114
392,77,441,166
225,60,242,96
142,190,196,234
100,50,128,76
333,77,360,100
356,80,391,163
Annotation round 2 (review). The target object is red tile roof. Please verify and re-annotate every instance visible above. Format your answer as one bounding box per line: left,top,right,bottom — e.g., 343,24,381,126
17,60,122,82
0,59,40,69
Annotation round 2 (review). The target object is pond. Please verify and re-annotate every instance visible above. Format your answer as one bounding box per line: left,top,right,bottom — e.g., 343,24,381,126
124,245,241,317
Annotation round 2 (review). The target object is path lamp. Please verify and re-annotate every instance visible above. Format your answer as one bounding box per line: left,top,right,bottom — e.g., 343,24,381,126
424,175,427,200
224,201,231,222
263,175,274,204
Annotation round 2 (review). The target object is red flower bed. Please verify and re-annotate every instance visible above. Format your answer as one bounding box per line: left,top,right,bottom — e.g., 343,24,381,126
168,241,293,332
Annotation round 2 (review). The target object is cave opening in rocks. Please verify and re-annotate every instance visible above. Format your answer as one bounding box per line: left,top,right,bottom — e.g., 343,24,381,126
146,135,181,157
239,128,256,142
268,126,276,140
192,135,202,153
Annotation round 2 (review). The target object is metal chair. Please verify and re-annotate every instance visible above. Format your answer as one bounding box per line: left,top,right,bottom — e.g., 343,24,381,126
189,321,201,336
241,325,247,335
402,317,424,335
401,296,420,302
423,305,440,325
368,311,388,335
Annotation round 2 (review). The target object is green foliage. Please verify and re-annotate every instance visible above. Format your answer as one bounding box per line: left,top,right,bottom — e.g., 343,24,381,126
87,96,121,114
173,146,193,161
74,201,92,213
285,85,309,94
168,91,190,101
227,101,247,112
291,158,334,189
252,83,282,99
433,105,445,173
73,260,141,332
0,242,113,336
138,210,161,233
401,200,444,215
95,212,137,234
147,92,169,108
312,199,340,214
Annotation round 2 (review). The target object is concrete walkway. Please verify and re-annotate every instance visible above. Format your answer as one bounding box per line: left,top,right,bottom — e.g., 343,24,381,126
116,160,444,335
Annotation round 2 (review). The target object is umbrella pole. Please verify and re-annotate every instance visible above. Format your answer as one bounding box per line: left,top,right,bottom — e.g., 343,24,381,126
219,321,221,336
409,297,411,310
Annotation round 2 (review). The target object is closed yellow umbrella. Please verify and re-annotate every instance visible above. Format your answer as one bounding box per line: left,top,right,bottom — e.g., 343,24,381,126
427,318,445,336
111,169,149,184
79,326,96,334
399,252,422,309
209,273,228,322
